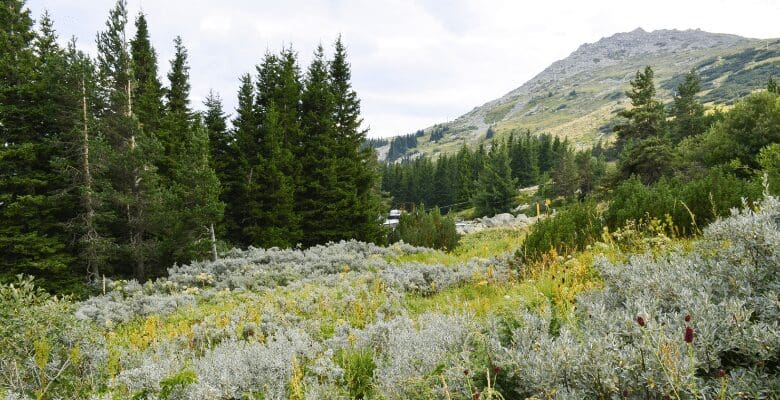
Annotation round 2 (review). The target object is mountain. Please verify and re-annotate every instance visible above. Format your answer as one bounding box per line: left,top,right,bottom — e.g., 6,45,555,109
382,28,780,160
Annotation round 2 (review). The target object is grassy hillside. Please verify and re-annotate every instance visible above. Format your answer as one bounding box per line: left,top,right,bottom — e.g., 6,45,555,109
392,29,780,158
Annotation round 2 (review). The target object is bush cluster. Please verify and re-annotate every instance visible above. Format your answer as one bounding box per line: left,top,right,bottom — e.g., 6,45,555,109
519,200,604,261
389,206,460,251
2,196,779,399
605,168,762,235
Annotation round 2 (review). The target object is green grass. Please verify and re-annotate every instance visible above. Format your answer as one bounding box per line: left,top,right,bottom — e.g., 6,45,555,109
388,227,526,265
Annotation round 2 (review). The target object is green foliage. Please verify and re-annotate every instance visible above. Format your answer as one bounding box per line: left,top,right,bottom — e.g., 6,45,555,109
669,69,707,144
616,136,674,184
473,143,517,217
520,200,603,261
758,143,780,194
605,169,762,235
159,369,198,400
390,206,460,250
336,347,376,399
0,4,81,291
613,66,667,145
130,12,164,132
0,276,104,398
678,90,780,177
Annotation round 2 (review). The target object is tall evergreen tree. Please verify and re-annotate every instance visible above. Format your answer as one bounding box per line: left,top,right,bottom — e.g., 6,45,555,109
163,115,224,263
0,5,78,289
158,37,224,265
328,36,383,243
613,66,666,147
614,66,671,185
95,0,165,280
166,36,190,115
202,91,235,239
298,45,338,246
472,144,516,217
670,70,706,144
242,104,299,248
549,149,578,199
130,12,164,132
227,73,256,246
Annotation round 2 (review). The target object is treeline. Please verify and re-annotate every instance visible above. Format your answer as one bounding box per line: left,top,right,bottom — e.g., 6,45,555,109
380,131,604,215
386,130,423,161
0,0,381,292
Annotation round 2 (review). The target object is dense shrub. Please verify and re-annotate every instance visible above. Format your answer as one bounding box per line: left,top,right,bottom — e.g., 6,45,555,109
0,276,106,399
519,200,603,261
4,196,780,399
605,169,762,234
389,206,460,250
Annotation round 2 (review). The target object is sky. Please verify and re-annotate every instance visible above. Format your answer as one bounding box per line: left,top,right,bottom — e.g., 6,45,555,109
25,0,780,138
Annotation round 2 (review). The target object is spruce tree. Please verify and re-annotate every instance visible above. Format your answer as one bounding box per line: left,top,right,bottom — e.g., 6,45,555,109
130,12,164,133
96,0,165,280
164,115,224,262
670,69,706,144
614,66,671,185
226,74,256,246
203,91,235,239
159,37,224,264
472,143,516,217
328,36,383,243
0,5,78,289
159,35,191,177
613,66,666,146
549,149,578,199
299,45,338,245
242,104,299,248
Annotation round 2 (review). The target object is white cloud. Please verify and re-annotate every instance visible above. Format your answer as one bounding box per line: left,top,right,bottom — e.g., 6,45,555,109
26,0,780,137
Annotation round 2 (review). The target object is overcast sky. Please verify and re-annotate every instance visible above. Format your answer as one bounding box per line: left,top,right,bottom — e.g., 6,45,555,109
26,0,780,138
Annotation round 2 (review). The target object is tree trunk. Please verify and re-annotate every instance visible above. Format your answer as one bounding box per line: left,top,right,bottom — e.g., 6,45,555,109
209,224,218,261
81,77,100,282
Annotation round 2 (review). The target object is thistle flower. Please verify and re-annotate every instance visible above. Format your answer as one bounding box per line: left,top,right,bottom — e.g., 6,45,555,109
636,315,646,327
718,369,726,378
493,366,501,376
684,326,694,343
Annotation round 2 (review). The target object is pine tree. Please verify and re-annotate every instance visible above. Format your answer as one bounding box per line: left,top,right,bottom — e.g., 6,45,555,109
242,104,299,248
202,91,235,239
95,0,165,280
613,66,666,147
670,69,706,144
613,66,670,185
164,115,224,262
0,5,78,289
298,45,338,245
159,35,191,177
226,74,256,246
130,12,164,133
328,36,383,243
549,149,578,199
472,143,516,217
158,37,224,264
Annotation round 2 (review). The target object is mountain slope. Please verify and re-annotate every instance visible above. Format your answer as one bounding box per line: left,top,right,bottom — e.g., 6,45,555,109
392,28,780,159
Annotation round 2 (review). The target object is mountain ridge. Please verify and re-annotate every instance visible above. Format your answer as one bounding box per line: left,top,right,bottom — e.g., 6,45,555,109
381,28,778,160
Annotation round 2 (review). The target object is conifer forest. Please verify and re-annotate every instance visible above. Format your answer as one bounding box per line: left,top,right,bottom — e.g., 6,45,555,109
1,1,779,399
